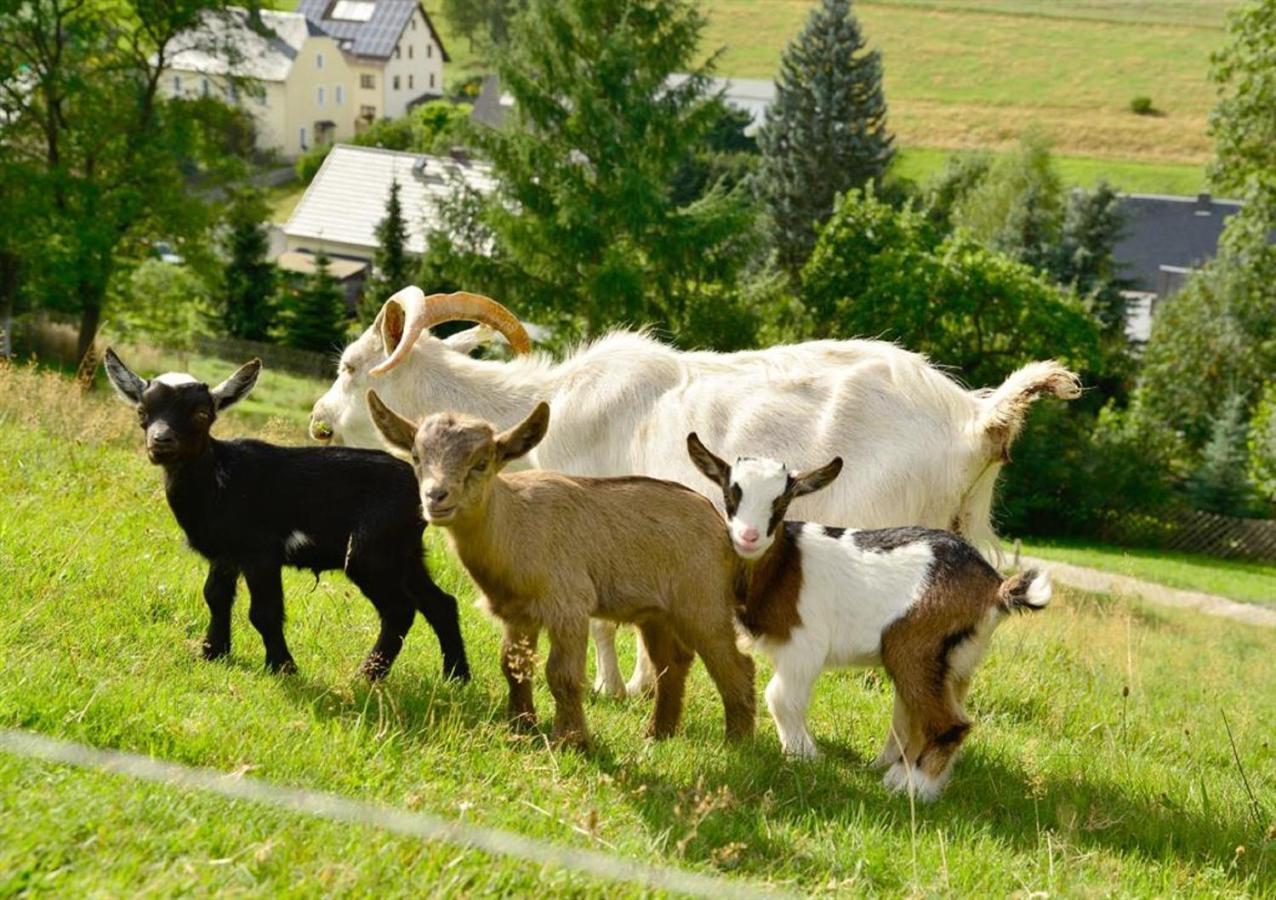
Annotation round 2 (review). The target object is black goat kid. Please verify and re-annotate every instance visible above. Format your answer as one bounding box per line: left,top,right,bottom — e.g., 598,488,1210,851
104,349,469,682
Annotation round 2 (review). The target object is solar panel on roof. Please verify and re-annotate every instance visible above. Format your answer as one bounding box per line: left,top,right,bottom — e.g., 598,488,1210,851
331,0,374,21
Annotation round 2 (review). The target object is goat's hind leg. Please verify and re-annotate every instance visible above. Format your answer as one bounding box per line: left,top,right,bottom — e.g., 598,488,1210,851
346,562,416,682
201,560,239,661
403,551,470,681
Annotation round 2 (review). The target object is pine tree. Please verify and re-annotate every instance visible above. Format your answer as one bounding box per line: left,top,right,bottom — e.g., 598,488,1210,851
757,0,893,276
1187,392,1259,516
281,251,349,352
221,189,276,341
360,179,412,325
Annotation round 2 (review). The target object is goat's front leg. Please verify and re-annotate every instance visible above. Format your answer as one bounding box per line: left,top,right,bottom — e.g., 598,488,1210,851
546,616,591,749
625,631,658,699
765,666,820,759
501,621,541,731
242,564,296,674
201,560,239,661
590,619,626,699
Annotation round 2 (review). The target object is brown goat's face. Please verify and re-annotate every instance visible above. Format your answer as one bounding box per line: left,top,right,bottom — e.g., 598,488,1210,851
368,393,551,526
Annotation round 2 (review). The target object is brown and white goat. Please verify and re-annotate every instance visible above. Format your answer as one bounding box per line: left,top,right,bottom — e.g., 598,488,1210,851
367,393,756,748
687,434,1051,801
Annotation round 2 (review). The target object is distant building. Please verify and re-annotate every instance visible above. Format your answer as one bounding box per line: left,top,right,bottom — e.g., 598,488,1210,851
1114,192,1243,297
163,2,447,159
280,144,495,300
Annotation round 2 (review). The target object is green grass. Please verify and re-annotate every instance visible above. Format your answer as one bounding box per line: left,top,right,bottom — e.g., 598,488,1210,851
1021,538,1276,608
264,181,306,225
698,0,1235,164
2,361,1274,895
894,146,1209,195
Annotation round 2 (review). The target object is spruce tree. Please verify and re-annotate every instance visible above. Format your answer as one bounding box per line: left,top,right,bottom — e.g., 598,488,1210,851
221,188,276,341
361,179,412,325
1188,392,1260,516
281,251,349,352
757,0,893,276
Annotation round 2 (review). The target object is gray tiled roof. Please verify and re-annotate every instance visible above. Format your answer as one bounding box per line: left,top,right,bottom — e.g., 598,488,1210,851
296,0,446,61
1113,193,1243,294
284,144,496,255
167,9,309,82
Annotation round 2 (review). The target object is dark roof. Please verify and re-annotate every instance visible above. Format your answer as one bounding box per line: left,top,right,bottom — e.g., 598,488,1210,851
1113,193,1243,294
296,0,449,61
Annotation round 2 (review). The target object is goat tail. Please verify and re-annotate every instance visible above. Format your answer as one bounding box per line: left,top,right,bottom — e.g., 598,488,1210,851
998,568,1052,614
977,361,1081,461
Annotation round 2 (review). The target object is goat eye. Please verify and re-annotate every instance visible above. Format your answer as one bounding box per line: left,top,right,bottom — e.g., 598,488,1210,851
472,459,488,473
342,362,356,376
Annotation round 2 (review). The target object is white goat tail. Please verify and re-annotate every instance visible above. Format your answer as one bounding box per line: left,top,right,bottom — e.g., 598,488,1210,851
978,361,1082,459
998,568,1053,612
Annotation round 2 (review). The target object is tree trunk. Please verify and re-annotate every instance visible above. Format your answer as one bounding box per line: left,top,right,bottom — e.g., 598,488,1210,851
76,295,103,382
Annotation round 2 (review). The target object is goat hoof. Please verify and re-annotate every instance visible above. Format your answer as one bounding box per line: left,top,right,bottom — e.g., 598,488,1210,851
201,642,230,661
509,712,538,733
445,662,472,682
267,657,298,675
553,728,592,752
625,677,656,700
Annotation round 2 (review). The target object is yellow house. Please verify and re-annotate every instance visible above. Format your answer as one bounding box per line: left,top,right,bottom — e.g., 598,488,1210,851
163,4,447,159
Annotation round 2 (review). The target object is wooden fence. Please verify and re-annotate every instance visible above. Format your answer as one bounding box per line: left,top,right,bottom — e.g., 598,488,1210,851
1102,508,1276,563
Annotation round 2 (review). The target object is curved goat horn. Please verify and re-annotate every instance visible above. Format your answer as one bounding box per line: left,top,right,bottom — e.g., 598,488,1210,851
370,287,532,376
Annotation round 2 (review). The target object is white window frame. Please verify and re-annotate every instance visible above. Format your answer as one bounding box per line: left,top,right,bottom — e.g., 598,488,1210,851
201,78,210,97
427,43,433,59
335,85,344,105
300,127,308,150
172,75,182,93
317,85,325,106
408,74,414,90
316,52,324,69
393,75,400,91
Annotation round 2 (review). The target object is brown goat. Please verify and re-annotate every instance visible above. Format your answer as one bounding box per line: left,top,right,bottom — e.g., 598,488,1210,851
367,393,756,748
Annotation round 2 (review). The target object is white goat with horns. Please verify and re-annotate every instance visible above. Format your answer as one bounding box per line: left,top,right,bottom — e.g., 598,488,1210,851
309,286,1081,698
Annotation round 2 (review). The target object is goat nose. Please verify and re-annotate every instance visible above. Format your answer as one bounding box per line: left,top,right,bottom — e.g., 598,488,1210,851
426,487,450,503
740,526,760,544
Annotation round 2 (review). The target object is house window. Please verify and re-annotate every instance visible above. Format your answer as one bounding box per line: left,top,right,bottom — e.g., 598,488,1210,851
335,85,344,105
408,45,413,60
300,127,308,150
408,74,414,90
393,75,400,90
360,104,376,120
427,44,433,59
317,86,325,106
395,45,401,59
411,17,416,30
172,75,181,93
316,52,324,69
429,73,435,89
361,73,375,89
201,78,210,97
226,83,238,102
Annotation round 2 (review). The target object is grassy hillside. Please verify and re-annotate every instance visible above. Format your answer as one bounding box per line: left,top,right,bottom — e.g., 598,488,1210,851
1,360,1273,894
700,0,1234,165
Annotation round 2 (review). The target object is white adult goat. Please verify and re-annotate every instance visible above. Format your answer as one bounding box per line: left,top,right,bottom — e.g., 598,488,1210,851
309,287,1081,698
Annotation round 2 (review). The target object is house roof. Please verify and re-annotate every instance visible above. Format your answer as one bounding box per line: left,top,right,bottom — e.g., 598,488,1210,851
167,9,310,82
667,74,775,135
277,250,368,280
1113,193,1244,294
296,0,449,62
283,144,496,256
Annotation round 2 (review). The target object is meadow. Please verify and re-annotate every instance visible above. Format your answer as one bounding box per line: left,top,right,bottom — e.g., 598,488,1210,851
420,0,1233,195
1,358,1274,895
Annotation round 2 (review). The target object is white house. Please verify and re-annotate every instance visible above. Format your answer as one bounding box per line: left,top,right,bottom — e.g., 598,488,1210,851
282,143,495,265
163,2,448,158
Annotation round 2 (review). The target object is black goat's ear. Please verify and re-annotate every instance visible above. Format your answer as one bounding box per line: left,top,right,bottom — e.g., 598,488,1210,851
210,359,261,411
366,390,418,453
103,348,146,405
687,432,730,490
496,401,550,464
792,457,843,498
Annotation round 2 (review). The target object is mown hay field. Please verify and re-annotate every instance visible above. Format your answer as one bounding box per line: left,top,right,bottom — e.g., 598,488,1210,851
1,360,1273,895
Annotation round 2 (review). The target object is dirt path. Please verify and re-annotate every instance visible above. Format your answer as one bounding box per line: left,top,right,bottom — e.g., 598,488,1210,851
1020,556,1276,629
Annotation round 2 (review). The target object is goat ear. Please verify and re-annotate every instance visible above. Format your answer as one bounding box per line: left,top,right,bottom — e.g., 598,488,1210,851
686,432,729,489
366,390,418,453
102,348,147,406
792,457,842,497
496,401,550,464
210,359,261,411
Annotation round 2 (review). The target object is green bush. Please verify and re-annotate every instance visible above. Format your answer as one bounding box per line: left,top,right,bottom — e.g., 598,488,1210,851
1129,95,1155,115
295,142,334,184
1249,383,1276,510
